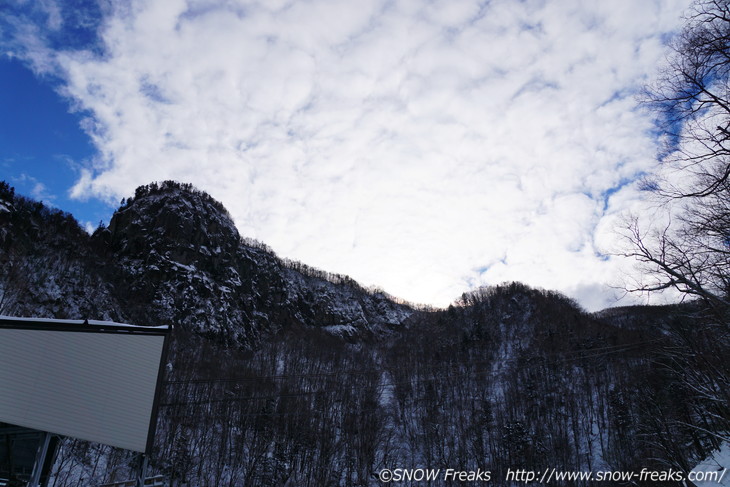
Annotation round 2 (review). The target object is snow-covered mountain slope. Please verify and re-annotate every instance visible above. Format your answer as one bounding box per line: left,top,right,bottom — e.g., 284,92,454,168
3,181,727,486
0,181,412,346
0,183,126,322
691,442,730,486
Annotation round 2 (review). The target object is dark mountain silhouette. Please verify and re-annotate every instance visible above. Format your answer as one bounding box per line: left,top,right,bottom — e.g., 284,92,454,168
1,180,412,345
0,180,726,486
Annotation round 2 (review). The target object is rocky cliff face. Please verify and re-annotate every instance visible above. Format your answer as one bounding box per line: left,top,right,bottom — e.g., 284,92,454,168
0,181,412,346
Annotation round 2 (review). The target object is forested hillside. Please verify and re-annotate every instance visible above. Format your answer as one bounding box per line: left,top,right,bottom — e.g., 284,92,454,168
1,181,727,486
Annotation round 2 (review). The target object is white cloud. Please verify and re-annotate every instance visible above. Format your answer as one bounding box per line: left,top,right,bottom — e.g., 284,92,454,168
13,173,57,205
9,0,695,310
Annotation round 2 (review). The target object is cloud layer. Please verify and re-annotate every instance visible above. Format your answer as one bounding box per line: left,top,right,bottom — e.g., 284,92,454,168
4,0,693,309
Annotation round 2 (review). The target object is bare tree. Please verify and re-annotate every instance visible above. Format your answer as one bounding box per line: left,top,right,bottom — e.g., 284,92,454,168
645,0,730,198
624,0,730,318
618,3,730,460
621,206,730,313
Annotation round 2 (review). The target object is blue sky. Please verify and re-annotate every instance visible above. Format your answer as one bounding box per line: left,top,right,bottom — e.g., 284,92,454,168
1,0,694,310
0,56,103,228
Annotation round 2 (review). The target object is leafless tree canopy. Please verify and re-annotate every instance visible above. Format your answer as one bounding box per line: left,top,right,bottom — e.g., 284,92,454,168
645,0,730,198
627,0,730,315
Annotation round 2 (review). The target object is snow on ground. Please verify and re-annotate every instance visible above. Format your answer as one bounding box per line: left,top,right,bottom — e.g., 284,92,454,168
323,324,357,337
691,442,730,486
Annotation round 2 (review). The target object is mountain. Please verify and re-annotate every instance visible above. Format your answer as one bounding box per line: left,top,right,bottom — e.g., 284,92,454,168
0,180,412,346
0,181,125,322
1,180,727,486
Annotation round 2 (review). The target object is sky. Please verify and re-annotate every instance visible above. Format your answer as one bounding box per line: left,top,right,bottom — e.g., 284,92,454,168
0,0,694,311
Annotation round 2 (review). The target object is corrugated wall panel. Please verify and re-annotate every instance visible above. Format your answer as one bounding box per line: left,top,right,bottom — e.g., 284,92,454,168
0,328,165,452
